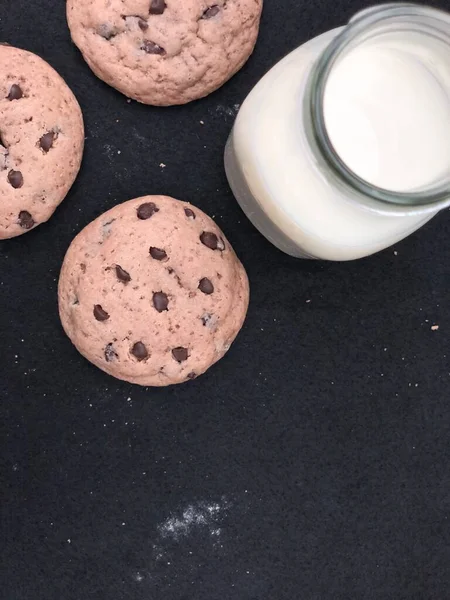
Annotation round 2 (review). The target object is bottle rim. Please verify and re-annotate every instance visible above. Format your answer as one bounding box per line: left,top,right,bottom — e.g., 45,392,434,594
308,2,450,208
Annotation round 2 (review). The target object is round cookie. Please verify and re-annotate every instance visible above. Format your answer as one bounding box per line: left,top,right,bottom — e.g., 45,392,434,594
66,0,263,106
0,45,84,239
58,195,250,386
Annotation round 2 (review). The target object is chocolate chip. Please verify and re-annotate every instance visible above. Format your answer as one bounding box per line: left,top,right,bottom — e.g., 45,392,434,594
153,291,169,312
18,210,34,230
98,24,117,40
187,372,197,380
203,5,220,19
172,347,188,363
115,265,131,283
199,277,214,295
149,247,167,261
7,84,23,101
0,135,7,170
8,170,23,189
131,341,148,361
184,208,196,220
138,18,149,31
93,304,110,321
141,40,166,55
101,219,115,241
201,313,213,326
39,131,56,153
200,231,224,250
105,343,118,362
137,202,159,219
150,0,166,15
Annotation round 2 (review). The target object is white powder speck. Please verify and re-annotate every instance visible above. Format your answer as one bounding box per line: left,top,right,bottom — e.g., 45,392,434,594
153,544,165,561
431,325,439,331
160,163,166,168
157,499,229,542
216,105,235,117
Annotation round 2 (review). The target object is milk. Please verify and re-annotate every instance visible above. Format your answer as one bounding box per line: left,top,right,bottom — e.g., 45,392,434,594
325,36,450,192
224,6,450,260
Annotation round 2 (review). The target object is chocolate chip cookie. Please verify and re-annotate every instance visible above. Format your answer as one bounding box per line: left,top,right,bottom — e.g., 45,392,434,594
0,45,84,239
58,195,249,386
66,0,263,105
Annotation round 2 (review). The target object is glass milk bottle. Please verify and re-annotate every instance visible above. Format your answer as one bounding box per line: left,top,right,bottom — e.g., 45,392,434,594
224,4,450,260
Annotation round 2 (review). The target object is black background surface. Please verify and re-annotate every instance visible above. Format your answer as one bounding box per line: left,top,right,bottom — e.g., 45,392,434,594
2,1,450,599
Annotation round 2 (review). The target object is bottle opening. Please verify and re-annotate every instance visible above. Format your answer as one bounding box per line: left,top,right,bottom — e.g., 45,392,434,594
310,3,450,206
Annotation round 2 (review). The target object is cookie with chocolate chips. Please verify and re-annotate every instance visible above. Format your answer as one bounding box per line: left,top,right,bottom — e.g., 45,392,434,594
66,0,263,105
58,195,249,386
0,44,84,239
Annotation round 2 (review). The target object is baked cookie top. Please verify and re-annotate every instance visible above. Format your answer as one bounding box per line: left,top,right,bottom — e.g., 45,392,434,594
58,195,249,386
67,0,263,105
0,44,84,239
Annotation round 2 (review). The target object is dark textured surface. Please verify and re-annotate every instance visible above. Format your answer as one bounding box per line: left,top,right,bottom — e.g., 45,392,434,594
1,1,450,599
